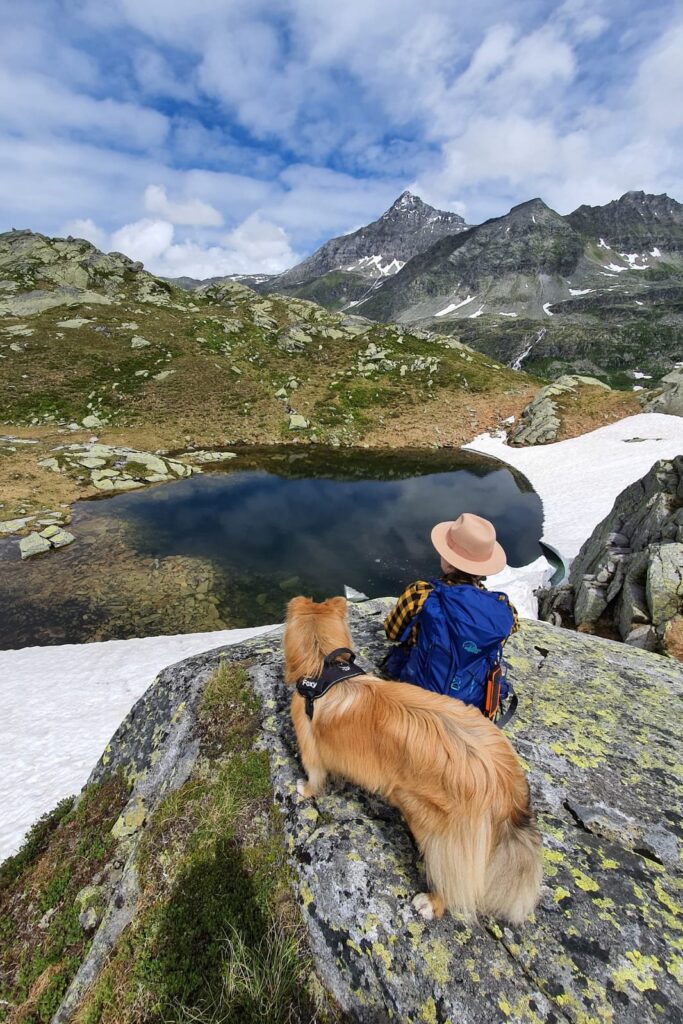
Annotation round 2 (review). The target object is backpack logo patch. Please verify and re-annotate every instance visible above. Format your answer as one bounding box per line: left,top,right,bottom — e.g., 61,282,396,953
463,640,482,654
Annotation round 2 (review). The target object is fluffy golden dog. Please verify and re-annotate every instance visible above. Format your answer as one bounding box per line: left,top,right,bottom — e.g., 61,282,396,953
284,595,542,923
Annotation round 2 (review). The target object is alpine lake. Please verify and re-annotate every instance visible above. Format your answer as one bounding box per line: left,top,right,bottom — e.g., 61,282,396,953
0,447,544,649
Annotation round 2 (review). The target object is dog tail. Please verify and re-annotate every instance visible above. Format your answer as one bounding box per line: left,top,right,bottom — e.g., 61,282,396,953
422,812,491,921
481,786,543,924
422,780,542,924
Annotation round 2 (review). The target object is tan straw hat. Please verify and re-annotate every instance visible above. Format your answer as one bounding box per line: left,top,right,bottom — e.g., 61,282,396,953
431,512,507,576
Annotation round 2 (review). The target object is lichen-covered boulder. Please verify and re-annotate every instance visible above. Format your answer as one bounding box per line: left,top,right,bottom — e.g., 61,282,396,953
510,375,610,446
643,367,683,418
43,600,682,1024
540,456,683,656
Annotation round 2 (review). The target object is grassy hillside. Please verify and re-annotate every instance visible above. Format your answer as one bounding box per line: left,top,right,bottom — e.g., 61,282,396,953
0,230,535,449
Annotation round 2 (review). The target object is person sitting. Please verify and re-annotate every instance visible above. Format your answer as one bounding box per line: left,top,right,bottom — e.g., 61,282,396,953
382,512,519,722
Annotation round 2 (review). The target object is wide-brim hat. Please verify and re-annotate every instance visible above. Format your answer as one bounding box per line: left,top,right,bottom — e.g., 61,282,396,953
431,512,507,576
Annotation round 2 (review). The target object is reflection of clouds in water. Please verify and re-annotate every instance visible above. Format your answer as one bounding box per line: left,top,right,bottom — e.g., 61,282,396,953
113,464,542,598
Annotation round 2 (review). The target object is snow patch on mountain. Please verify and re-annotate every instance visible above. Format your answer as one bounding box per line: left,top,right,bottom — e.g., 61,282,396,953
435,294,475,316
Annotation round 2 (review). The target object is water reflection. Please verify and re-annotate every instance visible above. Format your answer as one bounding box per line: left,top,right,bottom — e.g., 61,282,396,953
0,447,543,647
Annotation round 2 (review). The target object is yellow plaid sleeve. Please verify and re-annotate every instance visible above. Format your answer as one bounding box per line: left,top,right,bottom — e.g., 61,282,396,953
497,593,520,637
383,581,432,643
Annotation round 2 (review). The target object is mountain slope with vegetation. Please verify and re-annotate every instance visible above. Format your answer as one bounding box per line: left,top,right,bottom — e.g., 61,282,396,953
0,228,532,447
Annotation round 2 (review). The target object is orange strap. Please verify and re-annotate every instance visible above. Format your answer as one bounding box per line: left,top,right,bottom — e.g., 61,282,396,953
484,664,503,720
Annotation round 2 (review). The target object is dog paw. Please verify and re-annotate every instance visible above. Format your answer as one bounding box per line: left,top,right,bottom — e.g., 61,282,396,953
296,779,308,797
412,893,435,921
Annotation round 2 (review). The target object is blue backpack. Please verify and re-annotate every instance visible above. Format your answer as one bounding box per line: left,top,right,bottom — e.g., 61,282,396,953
385,581,516,722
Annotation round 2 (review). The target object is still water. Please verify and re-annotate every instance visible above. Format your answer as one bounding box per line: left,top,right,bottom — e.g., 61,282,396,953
0,448,543,648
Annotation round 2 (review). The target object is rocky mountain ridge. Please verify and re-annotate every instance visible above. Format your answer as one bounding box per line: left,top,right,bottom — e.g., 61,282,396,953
267,191,467,290
354,192,683,384
227,189,682,385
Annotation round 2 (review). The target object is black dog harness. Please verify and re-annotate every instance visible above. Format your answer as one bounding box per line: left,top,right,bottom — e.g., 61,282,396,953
296,647,365,719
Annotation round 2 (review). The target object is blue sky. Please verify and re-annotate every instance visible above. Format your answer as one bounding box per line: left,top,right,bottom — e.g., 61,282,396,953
1,0,681,277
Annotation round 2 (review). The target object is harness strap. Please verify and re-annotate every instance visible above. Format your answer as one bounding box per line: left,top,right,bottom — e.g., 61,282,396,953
296,648,366,720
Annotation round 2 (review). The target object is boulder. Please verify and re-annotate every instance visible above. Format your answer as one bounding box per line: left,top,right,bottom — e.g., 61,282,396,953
42,605,682,1024
288,413,309,430
19,532,51,558
82,414,105,429
643,367,683,417
540,457,683,656
646,543,683,626
510,375,611,446
130,335,151,349
50,529,75,549
278,325,312,352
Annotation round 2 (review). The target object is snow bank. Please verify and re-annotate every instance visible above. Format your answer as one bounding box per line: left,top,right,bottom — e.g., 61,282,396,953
466,414,683,561
0,625,277,862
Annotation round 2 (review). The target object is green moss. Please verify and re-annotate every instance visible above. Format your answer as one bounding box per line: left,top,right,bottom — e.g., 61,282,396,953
76,662,333,1024
0,797,74,892
0,776,130,1024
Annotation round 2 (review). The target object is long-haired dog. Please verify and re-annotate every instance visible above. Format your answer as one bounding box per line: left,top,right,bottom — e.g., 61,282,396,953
283,596,542,923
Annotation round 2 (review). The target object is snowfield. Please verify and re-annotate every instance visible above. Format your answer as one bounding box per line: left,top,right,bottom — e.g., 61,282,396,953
0,625,277,862
466,413,683,560
2,413,682,864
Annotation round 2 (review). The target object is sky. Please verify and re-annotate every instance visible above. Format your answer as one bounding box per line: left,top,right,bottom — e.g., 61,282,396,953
1,0,682,278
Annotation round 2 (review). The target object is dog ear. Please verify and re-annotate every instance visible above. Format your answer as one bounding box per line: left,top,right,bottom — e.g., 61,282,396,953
286,595,311,617
326,596,348,615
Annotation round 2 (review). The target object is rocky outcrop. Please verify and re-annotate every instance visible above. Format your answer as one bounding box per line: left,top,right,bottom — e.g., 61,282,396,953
0,230,145,316
20,601,682,1024
540,457,683,655
510,375,610,445
643,366,683,417
566,191,683,252
38,443,195,492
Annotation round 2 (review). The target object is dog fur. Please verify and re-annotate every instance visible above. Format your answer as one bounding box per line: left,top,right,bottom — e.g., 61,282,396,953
283,595,542,923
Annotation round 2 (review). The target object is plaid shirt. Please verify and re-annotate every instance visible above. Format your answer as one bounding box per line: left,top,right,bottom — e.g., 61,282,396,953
383,571,519,645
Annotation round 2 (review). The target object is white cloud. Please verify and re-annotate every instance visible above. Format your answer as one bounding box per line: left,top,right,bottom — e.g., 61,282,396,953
0,68,168,151
1,0,683,269
61,217,109,250
143,184,223,226
110,218,175,263
80,209,299,278
222,212,297,270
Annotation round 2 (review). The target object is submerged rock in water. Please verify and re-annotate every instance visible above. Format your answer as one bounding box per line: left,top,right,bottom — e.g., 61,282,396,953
19,531,51,558
35,602,683,1024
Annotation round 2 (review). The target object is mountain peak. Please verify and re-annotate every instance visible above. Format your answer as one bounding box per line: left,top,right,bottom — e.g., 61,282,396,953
391,190,421,209
267,191,468,289
567,190,683,250
508,197,554,218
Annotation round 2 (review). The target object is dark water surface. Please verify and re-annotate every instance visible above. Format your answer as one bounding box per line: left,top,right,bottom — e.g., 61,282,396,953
0,448,543,648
